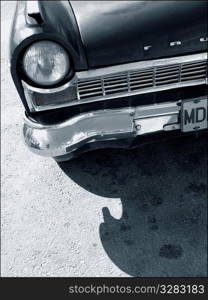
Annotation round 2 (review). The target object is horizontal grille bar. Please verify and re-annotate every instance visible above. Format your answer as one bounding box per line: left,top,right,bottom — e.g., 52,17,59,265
77,59,207,100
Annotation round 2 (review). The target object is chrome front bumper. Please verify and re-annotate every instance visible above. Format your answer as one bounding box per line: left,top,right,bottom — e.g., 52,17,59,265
23,100,187,159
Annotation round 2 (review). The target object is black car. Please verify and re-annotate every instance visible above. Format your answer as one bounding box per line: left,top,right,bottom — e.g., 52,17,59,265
10,1,208,161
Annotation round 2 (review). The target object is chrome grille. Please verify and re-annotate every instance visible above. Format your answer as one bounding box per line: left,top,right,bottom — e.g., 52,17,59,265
77,60,207,100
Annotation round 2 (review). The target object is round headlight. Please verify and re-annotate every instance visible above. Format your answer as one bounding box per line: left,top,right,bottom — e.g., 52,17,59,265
23,41,70,86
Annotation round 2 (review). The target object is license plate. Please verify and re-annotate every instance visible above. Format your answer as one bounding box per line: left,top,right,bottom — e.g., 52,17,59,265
181,98,208,133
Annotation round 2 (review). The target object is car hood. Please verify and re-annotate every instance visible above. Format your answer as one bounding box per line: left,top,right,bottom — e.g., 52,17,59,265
70,1,207,68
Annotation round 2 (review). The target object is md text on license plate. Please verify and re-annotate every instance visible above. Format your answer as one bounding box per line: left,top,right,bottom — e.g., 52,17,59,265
182,98,207,133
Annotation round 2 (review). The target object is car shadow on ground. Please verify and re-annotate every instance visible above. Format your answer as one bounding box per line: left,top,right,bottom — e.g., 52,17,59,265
58,134,207,277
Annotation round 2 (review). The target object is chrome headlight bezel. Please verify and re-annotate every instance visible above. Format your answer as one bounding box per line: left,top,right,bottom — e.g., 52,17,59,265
21,40,73,88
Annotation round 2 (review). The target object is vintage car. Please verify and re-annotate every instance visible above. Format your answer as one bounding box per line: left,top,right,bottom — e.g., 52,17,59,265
10,1,207,161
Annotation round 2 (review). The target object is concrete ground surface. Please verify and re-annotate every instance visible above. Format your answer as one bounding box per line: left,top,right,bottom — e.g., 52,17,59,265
1,1,207,277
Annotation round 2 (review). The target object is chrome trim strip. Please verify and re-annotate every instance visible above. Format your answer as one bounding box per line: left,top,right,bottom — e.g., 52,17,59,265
22,78,76,94
23,79,207,112
75,52,207,80
22,53,207,112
